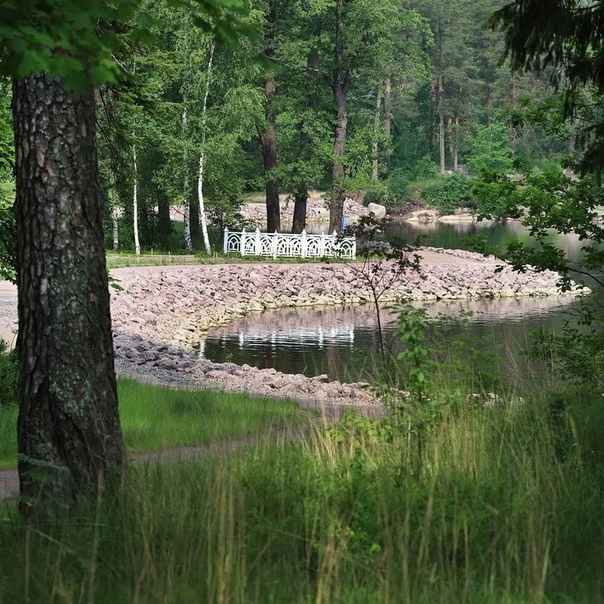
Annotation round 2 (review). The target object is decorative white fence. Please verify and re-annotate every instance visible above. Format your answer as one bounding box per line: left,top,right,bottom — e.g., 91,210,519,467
223,228,356,260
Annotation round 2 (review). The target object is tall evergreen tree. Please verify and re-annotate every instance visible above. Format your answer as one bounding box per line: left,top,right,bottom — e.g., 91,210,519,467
490,0,604,174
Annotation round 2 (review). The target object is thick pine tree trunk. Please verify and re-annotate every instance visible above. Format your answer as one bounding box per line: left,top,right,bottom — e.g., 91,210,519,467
12,74,125,512
292,185,308,234
330,91,347,234
261,113,281,233
262,79,280,232
291,51,318,234
329,0,349,234
157,196,171,242
262,3,280,233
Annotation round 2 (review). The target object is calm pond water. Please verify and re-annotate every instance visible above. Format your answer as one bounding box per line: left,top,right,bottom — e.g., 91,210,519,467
200,220,591,384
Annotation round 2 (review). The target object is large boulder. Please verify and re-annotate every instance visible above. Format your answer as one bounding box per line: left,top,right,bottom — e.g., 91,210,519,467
366,202,387,219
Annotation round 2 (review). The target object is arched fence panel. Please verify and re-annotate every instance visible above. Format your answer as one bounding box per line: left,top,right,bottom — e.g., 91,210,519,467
223,228,356,260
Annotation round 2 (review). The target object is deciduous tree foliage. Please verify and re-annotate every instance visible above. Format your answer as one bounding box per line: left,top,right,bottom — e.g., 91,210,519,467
490,0,604,173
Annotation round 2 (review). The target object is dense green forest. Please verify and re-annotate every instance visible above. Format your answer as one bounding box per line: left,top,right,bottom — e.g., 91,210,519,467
0,0,574,254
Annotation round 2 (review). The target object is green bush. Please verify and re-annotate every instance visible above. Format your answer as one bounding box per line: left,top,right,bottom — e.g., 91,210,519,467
417,172,474,213
0,338,17,406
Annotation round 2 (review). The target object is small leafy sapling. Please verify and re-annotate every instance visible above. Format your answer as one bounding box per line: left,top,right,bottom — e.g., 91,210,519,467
340,213,422,364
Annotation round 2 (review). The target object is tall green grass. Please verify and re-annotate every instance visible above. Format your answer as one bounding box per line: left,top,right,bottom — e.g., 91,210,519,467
0,379,304,469
1,387,603,602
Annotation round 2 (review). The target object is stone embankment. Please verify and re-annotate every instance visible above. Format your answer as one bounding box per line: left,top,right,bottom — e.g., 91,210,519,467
0,249,582,409
108,248,582,409
241,194,386,230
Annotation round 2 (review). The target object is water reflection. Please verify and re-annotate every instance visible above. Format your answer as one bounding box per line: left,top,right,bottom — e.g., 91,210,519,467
199,294,580,382
385,218,588,264
199,219,594,384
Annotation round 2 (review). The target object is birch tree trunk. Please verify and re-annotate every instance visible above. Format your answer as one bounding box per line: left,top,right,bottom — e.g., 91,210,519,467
111,186,119,251
132,142,140,255
182,106,192,251
197,153,212,255
198,41,214,256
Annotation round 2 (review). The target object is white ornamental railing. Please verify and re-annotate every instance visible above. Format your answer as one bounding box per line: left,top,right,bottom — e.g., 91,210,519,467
223,228,356,260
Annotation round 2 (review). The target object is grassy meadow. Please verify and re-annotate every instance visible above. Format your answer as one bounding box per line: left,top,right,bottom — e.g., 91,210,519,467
1,377,604,602
0,379,304,470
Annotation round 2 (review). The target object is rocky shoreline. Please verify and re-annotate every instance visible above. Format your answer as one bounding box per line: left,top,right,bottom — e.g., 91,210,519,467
104,247,582,409
0,248,583,410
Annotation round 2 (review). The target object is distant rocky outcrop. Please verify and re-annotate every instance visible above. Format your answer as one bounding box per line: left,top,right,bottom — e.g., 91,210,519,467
240,191,386,231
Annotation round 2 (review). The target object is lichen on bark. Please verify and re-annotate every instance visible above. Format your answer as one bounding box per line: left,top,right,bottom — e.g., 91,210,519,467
13,73,125,514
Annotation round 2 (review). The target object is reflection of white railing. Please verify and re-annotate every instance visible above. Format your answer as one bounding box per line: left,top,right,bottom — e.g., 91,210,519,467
197,325,355,358
223,227,356,259
236,326,355,347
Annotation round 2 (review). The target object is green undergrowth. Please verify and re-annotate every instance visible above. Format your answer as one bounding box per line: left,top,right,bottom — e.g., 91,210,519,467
105,254,204,269
1,386,604,602
0,379,305,469
105,253,351,270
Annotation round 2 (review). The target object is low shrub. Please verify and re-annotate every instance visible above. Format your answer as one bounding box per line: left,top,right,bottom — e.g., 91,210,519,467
416,172,474,214
0,338,17,407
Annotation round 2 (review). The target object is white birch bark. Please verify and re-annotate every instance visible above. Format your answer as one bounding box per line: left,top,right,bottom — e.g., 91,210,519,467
182,106,192,251
198,41,215,256
111,186,119,251
133,142,140,256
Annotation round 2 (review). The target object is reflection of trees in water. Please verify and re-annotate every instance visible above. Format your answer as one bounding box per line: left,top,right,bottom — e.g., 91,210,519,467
202,221,588,382
201,295,577,382
200,229,579,382
385,219,586,264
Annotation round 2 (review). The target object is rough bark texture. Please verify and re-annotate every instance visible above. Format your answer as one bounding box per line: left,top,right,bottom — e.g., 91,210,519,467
329,0,350,234
330,92,347,234
12,74,125,512
262,76,280,233
291,51,318,235
292,186,308,234
157,196,171,242
182,106,192,251
262,3,280,233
